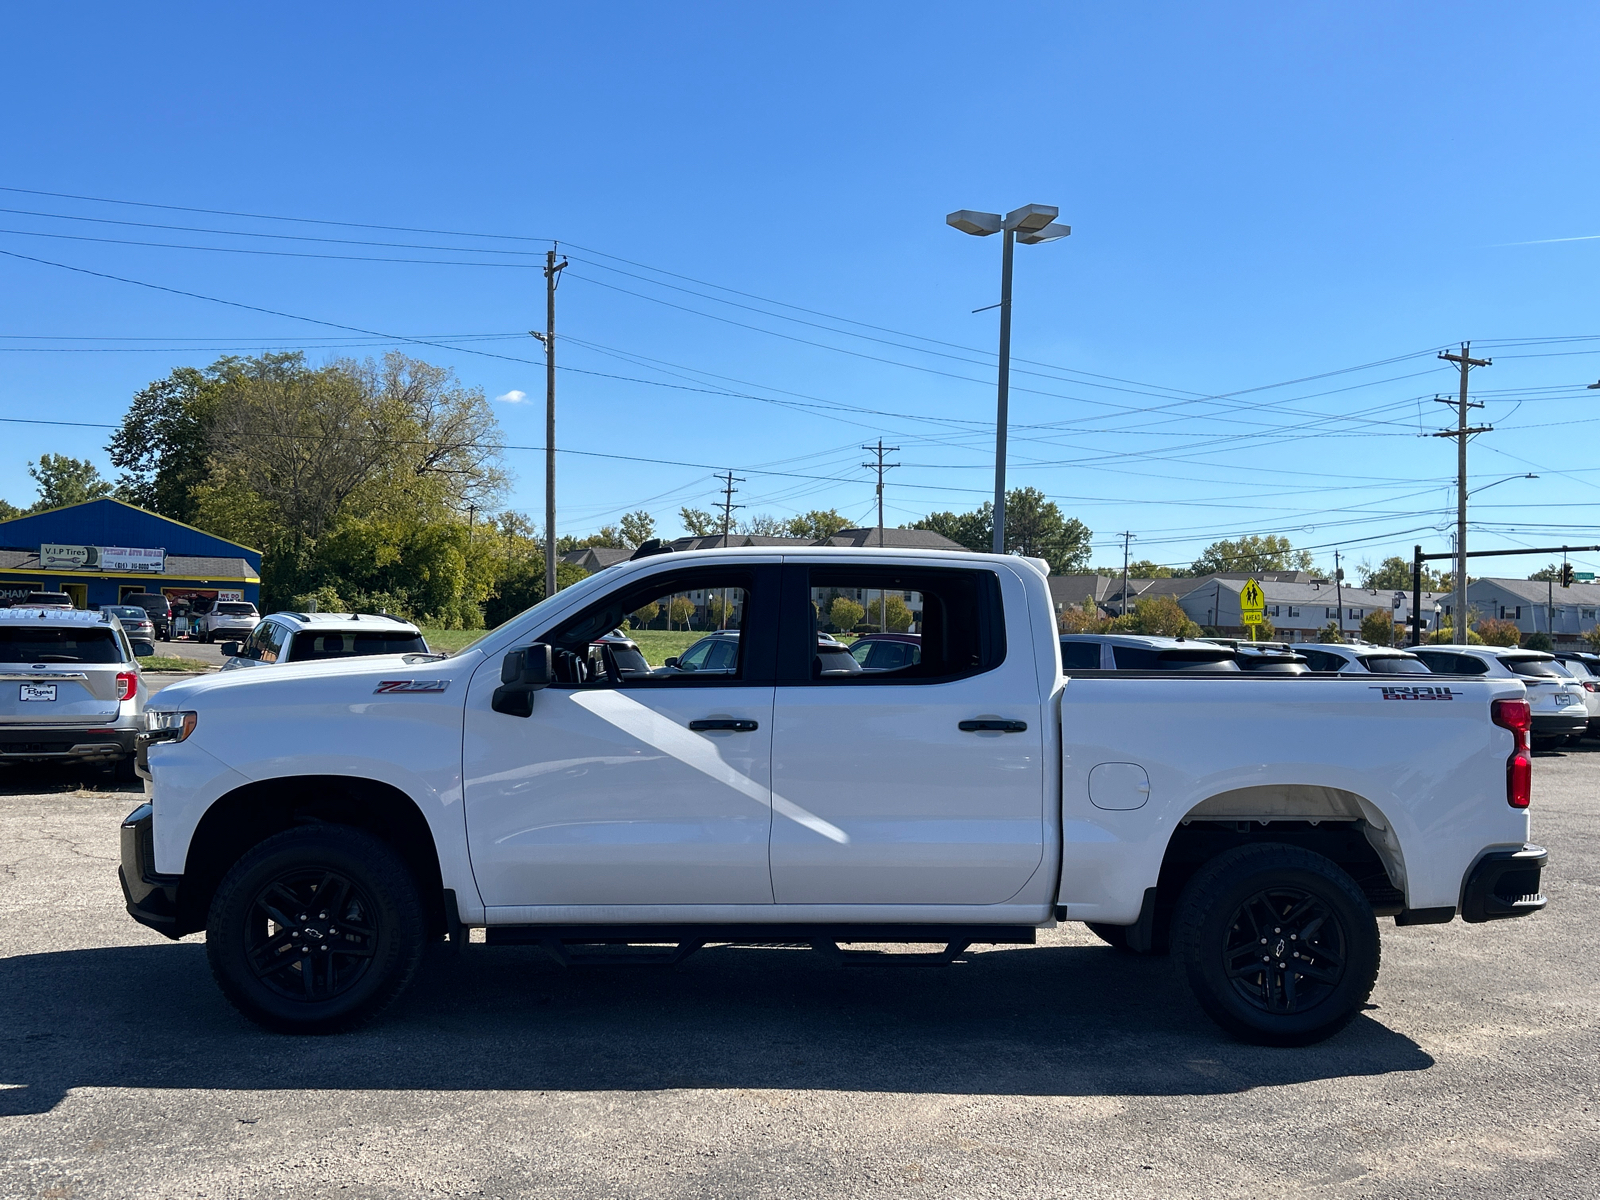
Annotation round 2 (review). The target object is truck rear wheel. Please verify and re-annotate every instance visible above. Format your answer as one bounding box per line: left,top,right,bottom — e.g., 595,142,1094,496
206,825,426,1034
1172,843,1379,1046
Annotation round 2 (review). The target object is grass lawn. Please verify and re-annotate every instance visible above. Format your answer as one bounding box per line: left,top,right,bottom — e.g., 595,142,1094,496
139,656,213,672
418,627,490,654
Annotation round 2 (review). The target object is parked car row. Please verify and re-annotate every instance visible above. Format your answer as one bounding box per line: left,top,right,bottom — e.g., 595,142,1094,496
1058,633,1591,750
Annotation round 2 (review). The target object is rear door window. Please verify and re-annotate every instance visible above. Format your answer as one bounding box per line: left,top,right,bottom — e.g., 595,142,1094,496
1060,641,1103,671
1358,654,1431,674
286,630,428,662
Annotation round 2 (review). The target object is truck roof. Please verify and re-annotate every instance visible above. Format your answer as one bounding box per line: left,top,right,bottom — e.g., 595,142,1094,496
0,608,112,626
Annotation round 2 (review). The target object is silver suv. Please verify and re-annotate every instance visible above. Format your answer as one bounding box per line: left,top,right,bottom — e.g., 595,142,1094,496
0,607,148,779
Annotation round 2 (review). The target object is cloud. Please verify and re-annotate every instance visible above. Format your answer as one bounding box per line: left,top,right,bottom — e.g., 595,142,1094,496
495,389,528,404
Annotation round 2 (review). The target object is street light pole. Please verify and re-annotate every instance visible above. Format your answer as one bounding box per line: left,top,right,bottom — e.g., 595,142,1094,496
947,205,1071,555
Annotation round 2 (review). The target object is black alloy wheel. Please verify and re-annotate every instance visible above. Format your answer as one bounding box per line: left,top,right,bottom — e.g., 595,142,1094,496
1173,842,1380,1046
207,825,425,1033
1220,885,1346,1015
243,866,380,1002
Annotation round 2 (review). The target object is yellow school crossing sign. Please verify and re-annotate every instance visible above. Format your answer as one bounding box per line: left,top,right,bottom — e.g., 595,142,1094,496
1240,578,1265,627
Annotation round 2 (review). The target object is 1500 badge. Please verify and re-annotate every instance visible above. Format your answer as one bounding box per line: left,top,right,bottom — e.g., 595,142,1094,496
1372,685,1456,700
374,680,450,693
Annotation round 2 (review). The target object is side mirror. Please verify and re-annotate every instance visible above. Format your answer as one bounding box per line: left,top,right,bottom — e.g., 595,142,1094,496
664,657,680,669
220,642,241,658
493,644,553,717
131,640,156,658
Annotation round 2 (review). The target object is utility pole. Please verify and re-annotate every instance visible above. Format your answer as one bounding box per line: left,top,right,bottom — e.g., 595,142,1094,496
1118,532,1135,616
862,440,901,548
531,245,568,602
716,471,744,545
1433,343,1492,641
863,439,901,630
1334,549,1345,640
466,504,477,544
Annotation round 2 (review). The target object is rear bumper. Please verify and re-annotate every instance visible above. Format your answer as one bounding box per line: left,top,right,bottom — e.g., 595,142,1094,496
0,726,138,761
1461,843,1548,923
1532,713,1587,737
119,802,186,939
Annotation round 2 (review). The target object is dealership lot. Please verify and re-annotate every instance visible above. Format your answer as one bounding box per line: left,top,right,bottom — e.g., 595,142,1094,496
1,754,1596,1199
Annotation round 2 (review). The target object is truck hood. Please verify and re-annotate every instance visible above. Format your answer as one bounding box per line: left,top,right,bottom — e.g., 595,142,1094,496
150,650,482,708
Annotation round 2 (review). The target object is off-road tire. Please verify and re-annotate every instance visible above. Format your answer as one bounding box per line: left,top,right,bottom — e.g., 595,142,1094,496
1172,842,1380,1046
206,824,426,1034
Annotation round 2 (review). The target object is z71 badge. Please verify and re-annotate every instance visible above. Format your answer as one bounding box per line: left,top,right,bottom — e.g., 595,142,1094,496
374,679,450,694
1372,685,1456,701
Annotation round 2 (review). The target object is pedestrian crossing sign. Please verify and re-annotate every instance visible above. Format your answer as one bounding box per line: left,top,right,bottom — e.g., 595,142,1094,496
1240,578,1265,626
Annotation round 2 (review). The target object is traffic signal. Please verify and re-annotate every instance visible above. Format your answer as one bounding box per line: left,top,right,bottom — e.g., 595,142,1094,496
1560,563,1574,587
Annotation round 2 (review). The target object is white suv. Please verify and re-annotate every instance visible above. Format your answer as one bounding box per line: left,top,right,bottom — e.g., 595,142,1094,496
198,601,260,644
1412,645,1587,750
0,607,147,779
220,611,430,669
1294,642,1434,675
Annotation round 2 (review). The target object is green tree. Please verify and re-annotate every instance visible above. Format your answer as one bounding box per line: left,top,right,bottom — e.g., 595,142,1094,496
1192,535,1314,575
1527,563,1561,582
786,508,851,540
908,504,992,552
619,510,656,548
1584,625,1600,652
482,555,589,628
741,513,788,536
27,454,112,511
1523,631,1554,652
1360,556,1441,591
1428,623,1484,645
630,599,660,628
668,596,696,628
909,490,1092,571
1360,608,1396,646
1316,621,1346,644
0,499,22,521
1130,595,1200,638
866,594,914,632
1058,597,1108,634
1475,617,1522,647
679,507,719,537
706,593,739,628
829,595,864,631
1128,559,1177,579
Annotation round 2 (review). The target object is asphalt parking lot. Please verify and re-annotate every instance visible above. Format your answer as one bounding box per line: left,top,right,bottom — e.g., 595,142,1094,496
1,749,1596,1200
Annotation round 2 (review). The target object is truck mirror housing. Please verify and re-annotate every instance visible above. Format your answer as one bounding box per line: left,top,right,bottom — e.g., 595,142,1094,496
493,644,554,716
220,642,241,658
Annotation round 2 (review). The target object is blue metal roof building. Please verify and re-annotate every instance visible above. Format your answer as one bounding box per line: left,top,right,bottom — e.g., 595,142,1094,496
0,498,261,610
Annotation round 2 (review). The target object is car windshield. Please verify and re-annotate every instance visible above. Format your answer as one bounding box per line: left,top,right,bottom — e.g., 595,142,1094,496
1358,654,1431,674
107,607,148,620
0,626,123,664
286,631,428,661
1500,656,1562,679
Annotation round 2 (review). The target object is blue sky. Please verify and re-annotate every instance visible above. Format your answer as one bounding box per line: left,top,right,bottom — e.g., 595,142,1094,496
3,2,1598,574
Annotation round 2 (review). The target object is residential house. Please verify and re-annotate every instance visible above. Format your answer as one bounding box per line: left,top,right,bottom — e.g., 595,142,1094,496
1178,576,1442,643
1465,577,1600,647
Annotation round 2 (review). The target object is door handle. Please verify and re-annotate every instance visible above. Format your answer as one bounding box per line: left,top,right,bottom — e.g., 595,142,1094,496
959,719,1028,733
689,718,759,732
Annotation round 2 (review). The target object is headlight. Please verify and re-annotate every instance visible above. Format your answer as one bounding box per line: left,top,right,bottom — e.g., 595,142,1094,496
142,710,197,744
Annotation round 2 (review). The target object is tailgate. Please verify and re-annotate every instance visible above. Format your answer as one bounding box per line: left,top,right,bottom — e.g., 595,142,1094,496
0,667,121,725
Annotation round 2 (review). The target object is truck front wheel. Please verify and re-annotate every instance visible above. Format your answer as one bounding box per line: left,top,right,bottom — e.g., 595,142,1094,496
206,825,426,1034
1172,843,1380,1046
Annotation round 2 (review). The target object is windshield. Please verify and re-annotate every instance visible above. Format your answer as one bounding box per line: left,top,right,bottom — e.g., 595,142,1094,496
1358,655,1431,675
1500,656,1562,679
0,626,123,664
107,607,148,620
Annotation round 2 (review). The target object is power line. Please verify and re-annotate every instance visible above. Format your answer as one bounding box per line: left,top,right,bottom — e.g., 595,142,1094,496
861,440,900,547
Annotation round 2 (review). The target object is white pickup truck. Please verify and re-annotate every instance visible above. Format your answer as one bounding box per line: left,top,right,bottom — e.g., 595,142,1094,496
120,547,1547,1045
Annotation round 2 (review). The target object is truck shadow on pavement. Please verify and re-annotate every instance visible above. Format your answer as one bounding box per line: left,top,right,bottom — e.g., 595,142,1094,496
0,939,1433,1115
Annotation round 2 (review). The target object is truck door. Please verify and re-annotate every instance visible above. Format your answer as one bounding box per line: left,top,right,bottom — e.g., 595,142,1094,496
768,563,1045,904
462,563,781,908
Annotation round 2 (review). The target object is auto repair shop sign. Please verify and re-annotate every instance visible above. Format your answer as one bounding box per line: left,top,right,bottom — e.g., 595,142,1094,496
40,544,167,573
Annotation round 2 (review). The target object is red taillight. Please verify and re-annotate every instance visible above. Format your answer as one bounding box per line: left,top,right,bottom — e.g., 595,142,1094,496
116,671,137,702
1586,681,1598,693
1492,698,1532,809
